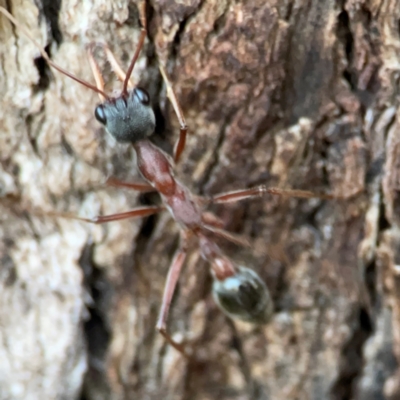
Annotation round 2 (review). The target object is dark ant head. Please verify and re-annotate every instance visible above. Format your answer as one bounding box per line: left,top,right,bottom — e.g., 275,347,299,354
94,87,155,143
212,266,273,324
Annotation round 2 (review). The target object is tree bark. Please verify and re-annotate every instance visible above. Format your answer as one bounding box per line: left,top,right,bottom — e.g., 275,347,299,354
1,0,400,399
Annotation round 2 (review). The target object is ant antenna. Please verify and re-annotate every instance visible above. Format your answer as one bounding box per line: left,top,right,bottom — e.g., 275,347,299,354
0,7,109,100
122,1,147,96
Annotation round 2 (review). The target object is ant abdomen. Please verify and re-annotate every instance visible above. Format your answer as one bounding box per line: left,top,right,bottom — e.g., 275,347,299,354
212,266,273,324
95,87,155,143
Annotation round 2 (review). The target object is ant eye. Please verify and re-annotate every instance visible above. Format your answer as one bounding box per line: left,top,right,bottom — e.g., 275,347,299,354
134,87,150,105
94,104,107,125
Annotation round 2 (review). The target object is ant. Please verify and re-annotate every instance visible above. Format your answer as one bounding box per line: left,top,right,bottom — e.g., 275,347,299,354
0,2,332,356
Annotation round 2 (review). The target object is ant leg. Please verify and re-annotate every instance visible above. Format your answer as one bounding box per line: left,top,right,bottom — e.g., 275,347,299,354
265,187,334,199
105,177,154,192
156,232,190,356
201,212,225,229
210,186,334,204
44,206,163,224
203,225,251,248
159,65,188,164
201,214,251,248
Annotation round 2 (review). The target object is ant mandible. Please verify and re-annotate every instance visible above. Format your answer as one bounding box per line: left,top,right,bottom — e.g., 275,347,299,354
0,2,332,356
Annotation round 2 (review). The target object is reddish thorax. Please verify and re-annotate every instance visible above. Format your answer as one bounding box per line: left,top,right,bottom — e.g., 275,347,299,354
134,139,203,229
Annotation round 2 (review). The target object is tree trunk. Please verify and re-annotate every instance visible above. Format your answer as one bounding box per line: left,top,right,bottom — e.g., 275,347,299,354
1,0,400,399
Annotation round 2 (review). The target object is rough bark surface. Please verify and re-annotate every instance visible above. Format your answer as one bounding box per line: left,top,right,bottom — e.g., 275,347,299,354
1,0,400,399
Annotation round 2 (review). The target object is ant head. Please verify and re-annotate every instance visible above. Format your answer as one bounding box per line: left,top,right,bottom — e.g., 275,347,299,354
94,87,156,143
212,266,273,324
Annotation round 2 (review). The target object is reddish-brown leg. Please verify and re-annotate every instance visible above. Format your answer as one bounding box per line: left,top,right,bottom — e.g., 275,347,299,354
203,225,251,248
201,211,225,229
159,65,188,164
105,177,154,192
156,232,190,356
45,206,163,224
210,186,334,204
